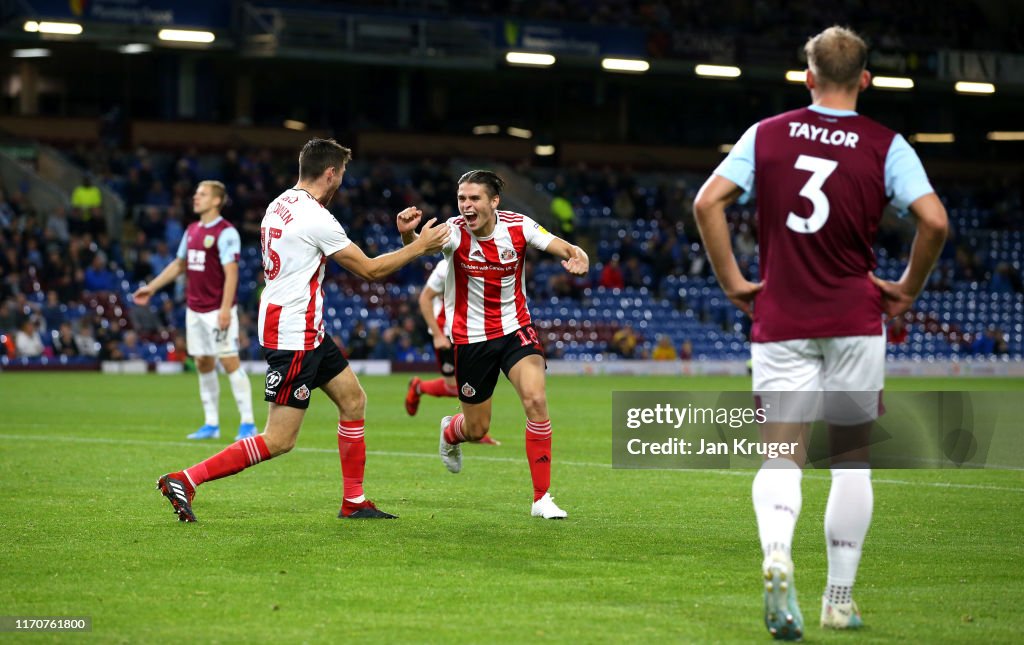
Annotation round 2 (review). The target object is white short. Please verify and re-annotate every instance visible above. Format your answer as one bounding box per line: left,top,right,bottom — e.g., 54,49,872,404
185,306,240,358
751,335,885,425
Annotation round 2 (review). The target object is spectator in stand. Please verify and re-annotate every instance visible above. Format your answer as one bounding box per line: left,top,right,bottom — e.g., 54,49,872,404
70,175,103,234
167,334,188,363
83,254,116,292
599,254,626,290
651,334,678,360
611,323,638,358
345,321,370,359
971,327,1008,355
139,206,166,242
51,322,79,357
150,240,175,277
144,180,171,207
887,316,909,344
74,323,99,357
550,194,575,242
45,206,71,245
14,318,45,358
119,330,145,360
41,290,64,332
679,339,693,360
0,299,18,333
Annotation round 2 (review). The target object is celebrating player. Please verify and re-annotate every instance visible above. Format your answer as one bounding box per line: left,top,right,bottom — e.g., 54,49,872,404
157,138,449,522
133,180,257,441
435,170,588,519
694,26,948,639
404,258,499,444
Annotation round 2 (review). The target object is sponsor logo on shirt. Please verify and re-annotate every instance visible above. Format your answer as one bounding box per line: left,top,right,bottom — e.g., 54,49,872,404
187,249,206,271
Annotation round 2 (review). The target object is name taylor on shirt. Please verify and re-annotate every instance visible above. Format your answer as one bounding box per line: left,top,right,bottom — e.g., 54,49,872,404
788,121,859,148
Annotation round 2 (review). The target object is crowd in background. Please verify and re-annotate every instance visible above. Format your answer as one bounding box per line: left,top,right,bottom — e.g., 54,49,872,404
1,142,1022,364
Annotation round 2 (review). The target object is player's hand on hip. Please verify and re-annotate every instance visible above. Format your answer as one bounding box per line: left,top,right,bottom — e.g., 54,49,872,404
561,246,589,275
725,279,763,317
869,272,916,317
131,286,152,306
416,218,450,254
434,335,452,350
396,207,424,234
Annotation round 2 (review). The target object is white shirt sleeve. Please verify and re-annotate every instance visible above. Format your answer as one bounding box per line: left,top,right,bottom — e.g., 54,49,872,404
441,222,461,255
175,233,188,260
426,258,447,293
313,212,352,256
522,215,556,251
217,227,241,265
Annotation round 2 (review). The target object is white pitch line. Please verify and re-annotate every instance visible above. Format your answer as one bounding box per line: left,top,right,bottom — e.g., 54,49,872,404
1,433,1022,493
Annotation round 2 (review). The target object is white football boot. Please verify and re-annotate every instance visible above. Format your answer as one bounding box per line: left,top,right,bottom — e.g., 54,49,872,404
531,492,567,519
438,416,462,474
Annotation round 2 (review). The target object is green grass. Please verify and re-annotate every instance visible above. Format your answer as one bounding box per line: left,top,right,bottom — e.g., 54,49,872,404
1,373,1022,643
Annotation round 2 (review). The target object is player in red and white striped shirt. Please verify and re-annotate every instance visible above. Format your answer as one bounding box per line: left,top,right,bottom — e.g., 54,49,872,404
158,138,449,522
404,258,499,444
436,170,588,519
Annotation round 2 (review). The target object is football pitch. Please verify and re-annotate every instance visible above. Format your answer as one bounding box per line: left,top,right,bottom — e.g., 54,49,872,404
2,373,1022,643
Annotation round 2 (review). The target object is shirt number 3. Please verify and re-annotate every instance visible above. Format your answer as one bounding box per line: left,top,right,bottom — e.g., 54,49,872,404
786,154,838,235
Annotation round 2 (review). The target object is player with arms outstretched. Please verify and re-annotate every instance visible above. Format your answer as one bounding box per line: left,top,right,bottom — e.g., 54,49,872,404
694,26,948,640
133,180,257,441
157,138,449,522
436,170,588,519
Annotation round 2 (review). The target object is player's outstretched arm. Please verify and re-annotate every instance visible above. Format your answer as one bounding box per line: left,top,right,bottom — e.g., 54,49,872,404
546,238,589,275
869,192,948,317
131,258,186,306
332,219,450,281
693,174,763,316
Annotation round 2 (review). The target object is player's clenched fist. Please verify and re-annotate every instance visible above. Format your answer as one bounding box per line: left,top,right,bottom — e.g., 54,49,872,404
396,207,424,234
415,218,450,254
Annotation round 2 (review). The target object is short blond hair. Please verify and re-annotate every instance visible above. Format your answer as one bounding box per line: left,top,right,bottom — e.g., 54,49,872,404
805,26,868,90
199,180,227,207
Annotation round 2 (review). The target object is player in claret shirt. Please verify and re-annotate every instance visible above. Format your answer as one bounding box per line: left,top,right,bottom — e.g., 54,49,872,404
436,170,588,519
133,180,257,442
694,26,948,640
157,138,449,522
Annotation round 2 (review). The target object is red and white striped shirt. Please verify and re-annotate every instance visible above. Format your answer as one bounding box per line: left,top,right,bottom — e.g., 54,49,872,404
442,211,555,344
258,188,351,351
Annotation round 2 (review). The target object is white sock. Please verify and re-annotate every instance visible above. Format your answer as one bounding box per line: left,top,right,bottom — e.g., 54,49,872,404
752,457,803,559
825,464,873,597
227,367,255,424
198,370,220,427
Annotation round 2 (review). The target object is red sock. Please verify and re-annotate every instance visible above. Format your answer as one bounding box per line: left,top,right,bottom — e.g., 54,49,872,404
525,419,552,501
338,420,366,501
443,413,466,444
420,377,456,398
185,435,271,487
